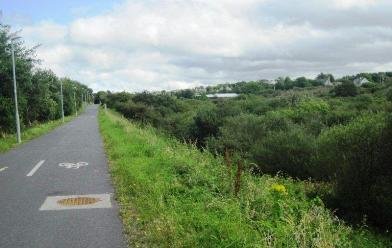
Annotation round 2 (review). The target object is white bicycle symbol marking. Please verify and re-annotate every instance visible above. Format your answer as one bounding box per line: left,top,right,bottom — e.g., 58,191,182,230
58,162,88,169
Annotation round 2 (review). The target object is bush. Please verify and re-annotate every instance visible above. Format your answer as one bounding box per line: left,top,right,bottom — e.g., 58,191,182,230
207,114,266,155
191,107,222,145
208,112,291,157
386,88,392,102
100,110,391,247
332,82,358,97
317,113,392,228
252,127,316,179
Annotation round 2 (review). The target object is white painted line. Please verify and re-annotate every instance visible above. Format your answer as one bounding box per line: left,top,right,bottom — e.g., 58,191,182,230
0,167,8,172
39,194,112,211
26,160,45,177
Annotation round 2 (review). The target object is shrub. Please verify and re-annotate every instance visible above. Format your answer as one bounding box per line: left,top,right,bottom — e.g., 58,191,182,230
317,113,392,228
207,114,266,155
252,127,316,179
332,82,358,97
386,88,392,102
191,107,222,145
208,112,292,157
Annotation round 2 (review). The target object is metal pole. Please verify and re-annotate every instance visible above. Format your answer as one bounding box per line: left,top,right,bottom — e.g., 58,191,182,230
11,40,21,143
60,80,64,122
74,91,77,116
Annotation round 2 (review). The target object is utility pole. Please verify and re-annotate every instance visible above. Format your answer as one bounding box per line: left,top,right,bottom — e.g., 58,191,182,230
74,90,77,116
10,36,21,143
60,80,64,122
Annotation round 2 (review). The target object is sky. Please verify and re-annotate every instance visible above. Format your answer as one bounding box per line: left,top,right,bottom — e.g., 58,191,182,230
1,0,392,92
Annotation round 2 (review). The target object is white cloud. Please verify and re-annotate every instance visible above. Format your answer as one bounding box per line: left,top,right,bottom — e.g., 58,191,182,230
332,0,377,9
19,0,392,92
23,22,67,45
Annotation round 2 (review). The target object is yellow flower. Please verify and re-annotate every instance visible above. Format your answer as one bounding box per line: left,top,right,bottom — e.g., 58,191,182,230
271,183,288,195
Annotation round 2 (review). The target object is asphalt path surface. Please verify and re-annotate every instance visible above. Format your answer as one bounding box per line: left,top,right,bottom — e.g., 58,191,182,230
0,105,125,248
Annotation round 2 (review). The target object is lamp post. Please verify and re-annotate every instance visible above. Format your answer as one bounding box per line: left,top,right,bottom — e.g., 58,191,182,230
10,35,21,143
60,80,64,122
74,88,77,116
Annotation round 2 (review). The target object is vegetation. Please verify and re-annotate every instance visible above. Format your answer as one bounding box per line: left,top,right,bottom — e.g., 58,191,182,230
96,71,392,237
0,24,92,135
99,109,390,247
0,115,74,153
332,82,358,97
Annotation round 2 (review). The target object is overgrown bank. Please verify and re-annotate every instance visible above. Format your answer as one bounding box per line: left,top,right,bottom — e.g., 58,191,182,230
97,79,392,229
99,109,390,248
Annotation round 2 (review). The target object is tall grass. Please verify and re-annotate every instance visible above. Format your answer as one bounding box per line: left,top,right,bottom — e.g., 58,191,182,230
99,109,390,248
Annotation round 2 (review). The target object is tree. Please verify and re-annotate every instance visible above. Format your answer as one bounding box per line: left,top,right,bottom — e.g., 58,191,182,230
175,89,194,99
316,73,335,82
94,91,109,104
294,77,311,88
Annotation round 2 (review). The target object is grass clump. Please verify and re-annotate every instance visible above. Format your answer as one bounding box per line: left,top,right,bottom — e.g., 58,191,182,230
99,109,390,248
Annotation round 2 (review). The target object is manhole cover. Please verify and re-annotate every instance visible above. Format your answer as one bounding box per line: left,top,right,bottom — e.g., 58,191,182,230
57,197,101,206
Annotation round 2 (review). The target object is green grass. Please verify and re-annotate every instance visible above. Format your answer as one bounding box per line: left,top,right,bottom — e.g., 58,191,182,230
0,107,86,153
99,109,391,248
0,116,73,153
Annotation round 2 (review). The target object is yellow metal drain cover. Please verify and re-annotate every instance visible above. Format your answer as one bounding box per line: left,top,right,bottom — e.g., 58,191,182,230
57,197,101,206
39,194,112,210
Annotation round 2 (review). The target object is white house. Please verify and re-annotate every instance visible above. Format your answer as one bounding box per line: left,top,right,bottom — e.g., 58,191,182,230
323,77,333,86
353,77,370,86
206,93,239,99
319,76,333,86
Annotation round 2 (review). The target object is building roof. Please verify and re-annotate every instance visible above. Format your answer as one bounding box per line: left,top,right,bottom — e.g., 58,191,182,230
206,93,239,98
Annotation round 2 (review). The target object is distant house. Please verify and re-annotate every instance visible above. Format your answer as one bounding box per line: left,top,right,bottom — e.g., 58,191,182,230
266,79,278,85
223,85,232,92
320,76,333,86
194,86,207,94
206,93,239,99
353,77,370,86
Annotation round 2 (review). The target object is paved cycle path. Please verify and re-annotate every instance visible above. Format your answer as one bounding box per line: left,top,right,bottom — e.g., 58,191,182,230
0,105,125,248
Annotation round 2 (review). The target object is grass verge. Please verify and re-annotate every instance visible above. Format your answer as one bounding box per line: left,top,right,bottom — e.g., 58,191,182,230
0,106,86,153
99,109,391,248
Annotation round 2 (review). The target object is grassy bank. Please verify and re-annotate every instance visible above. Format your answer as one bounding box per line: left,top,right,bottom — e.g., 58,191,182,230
0,106,86,153
99,109,390,248
0,116,72,153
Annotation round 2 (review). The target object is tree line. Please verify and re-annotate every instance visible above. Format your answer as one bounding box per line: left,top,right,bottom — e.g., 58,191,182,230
0,24,92,135
96,73,392,230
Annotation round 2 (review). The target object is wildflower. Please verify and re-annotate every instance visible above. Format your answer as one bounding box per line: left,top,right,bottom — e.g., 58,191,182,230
271,183,288,195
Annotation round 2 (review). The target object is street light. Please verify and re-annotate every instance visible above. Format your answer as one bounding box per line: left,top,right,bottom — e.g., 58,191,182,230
9,34,21,143
60,80,64,122
73,88,77,116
